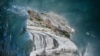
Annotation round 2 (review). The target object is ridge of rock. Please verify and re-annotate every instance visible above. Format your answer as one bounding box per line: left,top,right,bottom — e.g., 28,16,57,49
27,10,78,56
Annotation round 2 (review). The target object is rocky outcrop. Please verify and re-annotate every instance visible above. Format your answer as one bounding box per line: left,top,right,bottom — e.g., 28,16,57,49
27,10,78,56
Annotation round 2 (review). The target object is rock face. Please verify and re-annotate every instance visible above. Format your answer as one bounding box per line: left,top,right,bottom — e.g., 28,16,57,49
27,10,78,56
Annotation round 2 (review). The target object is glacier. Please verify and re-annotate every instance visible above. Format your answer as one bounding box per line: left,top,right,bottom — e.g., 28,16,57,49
0,0,79,56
